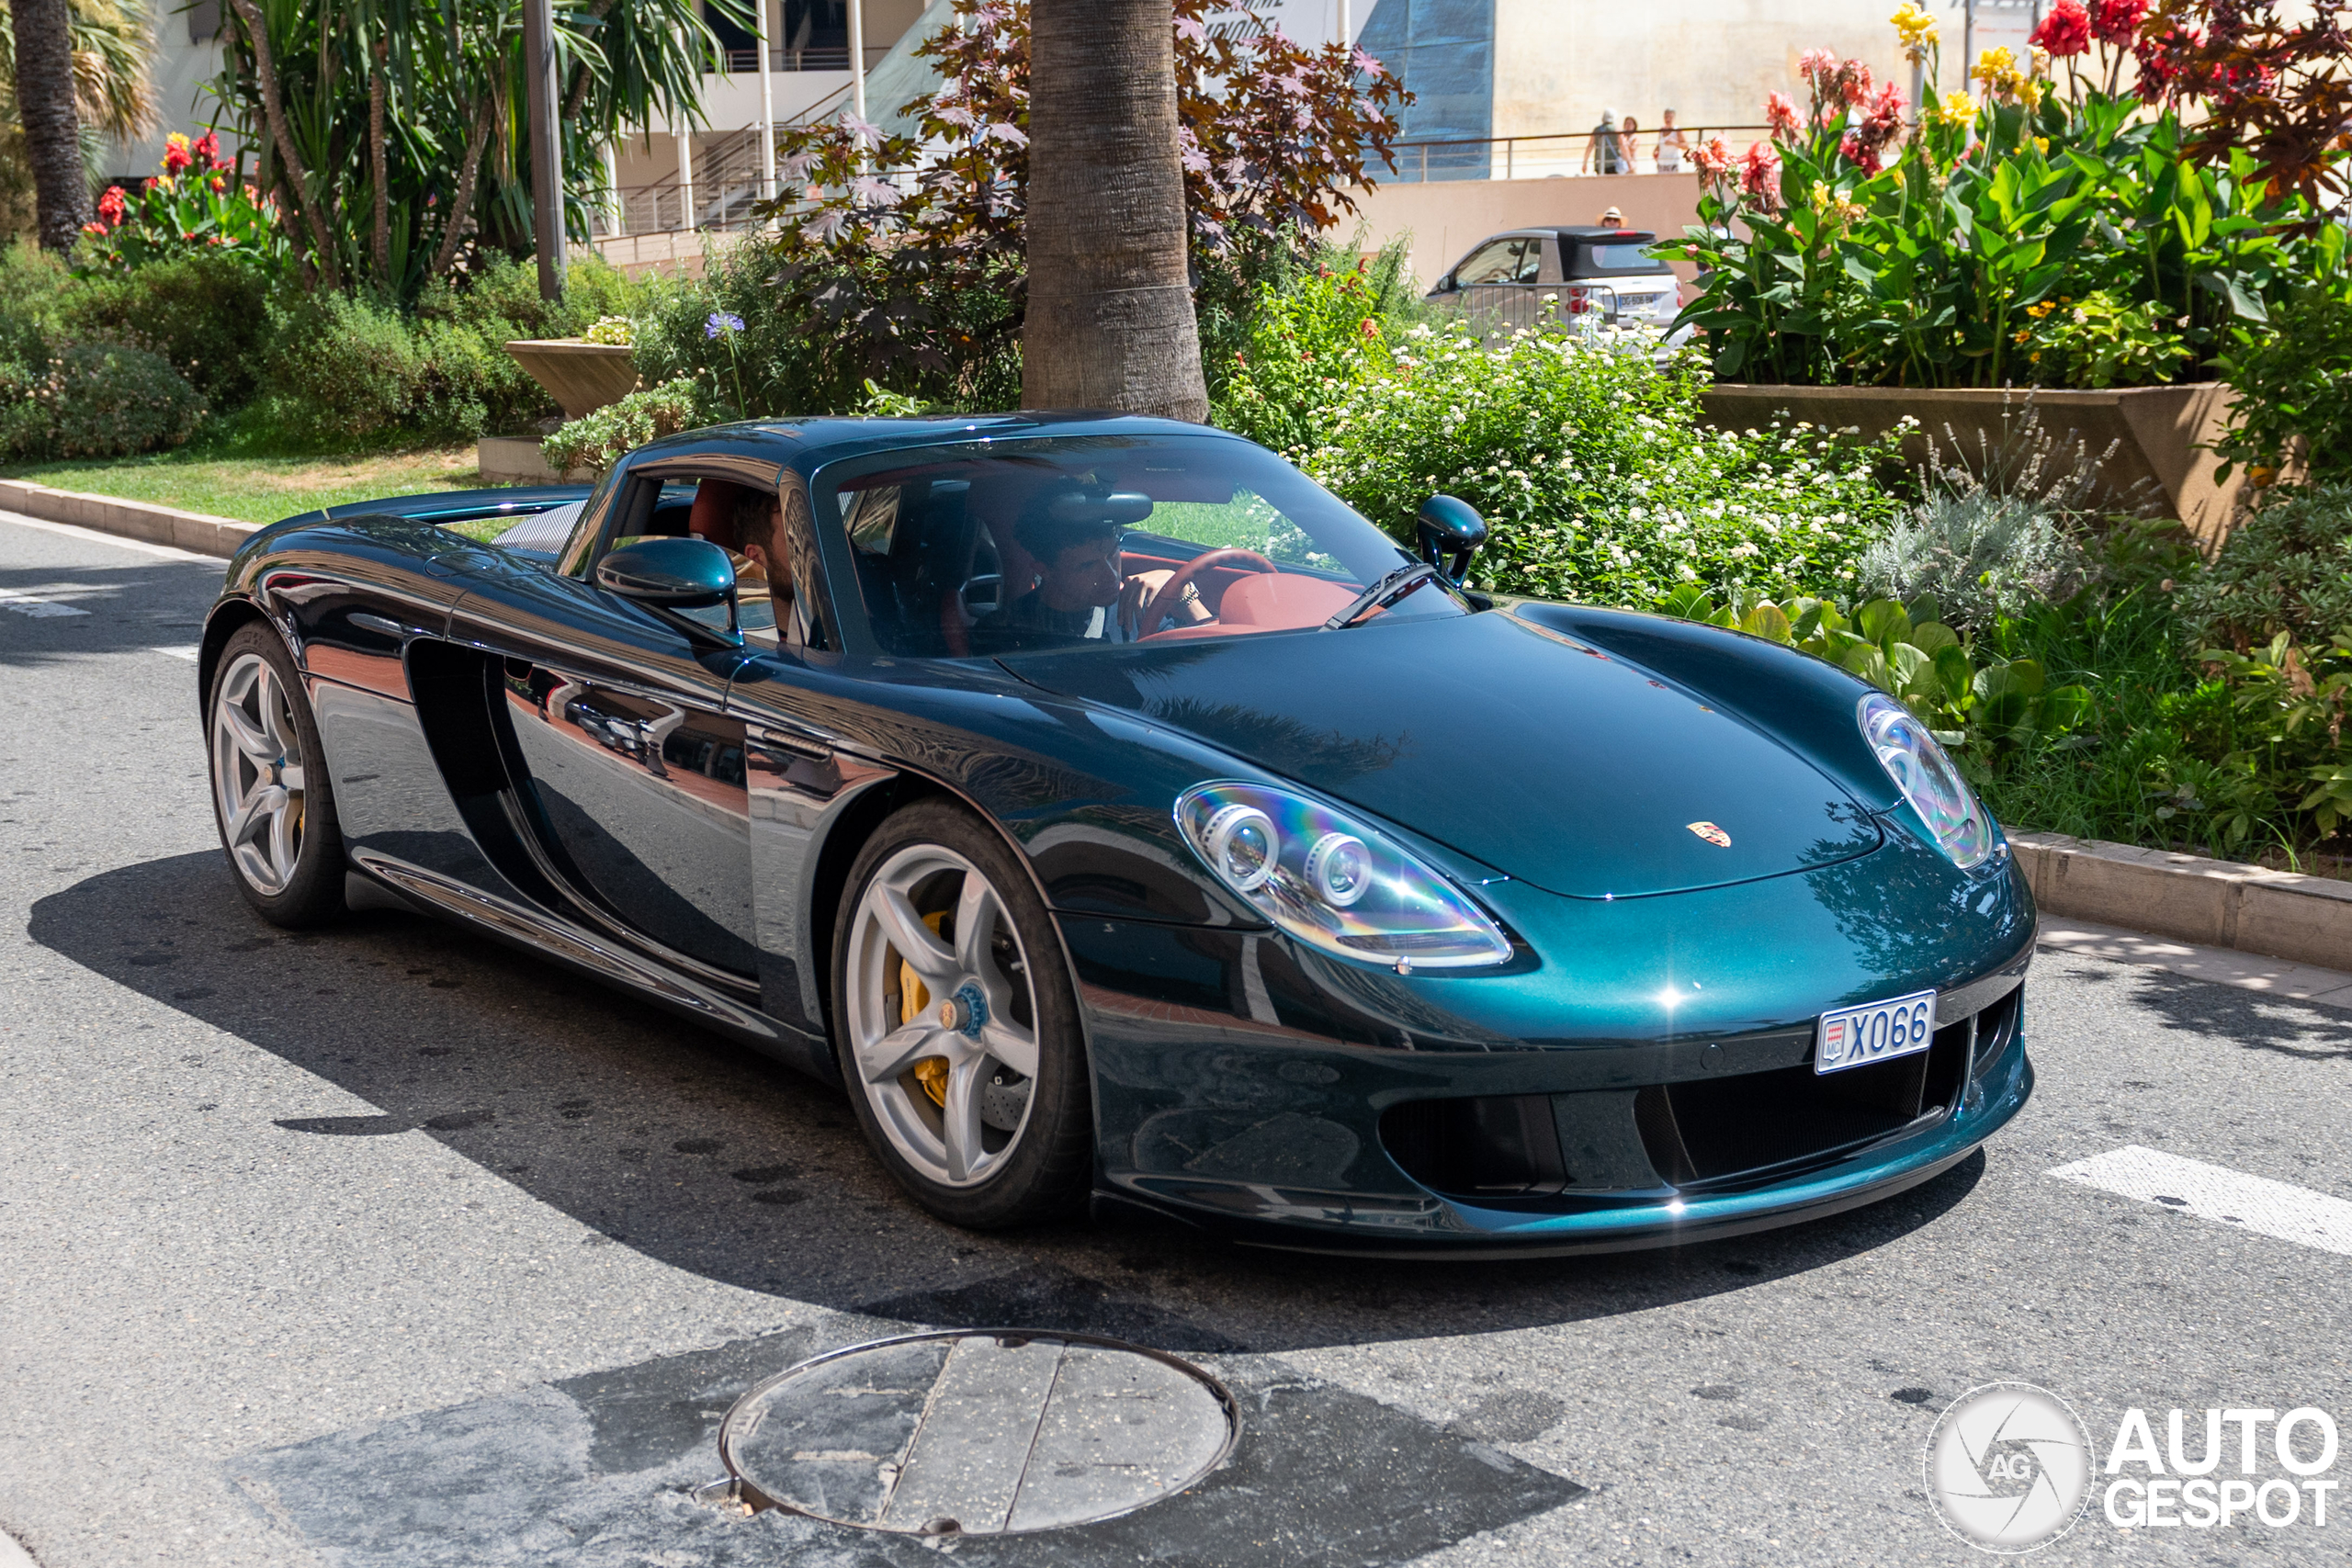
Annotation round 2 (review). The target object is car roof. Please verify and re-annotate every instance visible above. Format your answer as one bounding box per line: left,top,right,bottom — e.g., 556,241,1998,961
1467,226,1661,247
625,411,1258,475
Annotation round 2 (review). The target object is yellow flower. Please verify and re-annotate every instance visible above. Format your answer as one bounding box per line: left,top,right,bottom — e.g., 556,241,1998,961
2033,136,2051,155
1940,89,1978,121
1891,1,1939,61
2030,44,2051,75
2018,76,2044,108
2030,352,2042,363
2013,329,2031,345
1970,47,2016,89
1811,179,1832,208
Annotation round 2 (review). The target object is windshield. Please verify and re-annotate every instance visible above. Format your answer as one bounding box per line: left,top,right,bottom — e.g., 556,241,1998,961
823,435,1462,659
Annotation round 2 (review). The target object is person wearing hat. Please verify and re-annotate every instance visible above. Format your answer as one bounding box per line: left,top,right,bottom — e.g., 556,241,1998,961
1597,204,1624,226
1583,109,1627,175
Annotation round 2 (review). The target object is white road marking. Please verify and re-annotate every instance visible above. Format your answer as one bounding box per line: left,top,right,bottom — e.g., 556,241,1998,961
151,645,200,661
2048,1145,2352,1258
0,509,228,561
0,587,89,617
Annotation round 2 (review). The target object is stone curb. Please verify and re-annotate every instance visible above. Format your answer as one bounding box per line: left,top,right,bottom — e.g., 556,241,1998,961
2010,830,2352,972
0,477,257,558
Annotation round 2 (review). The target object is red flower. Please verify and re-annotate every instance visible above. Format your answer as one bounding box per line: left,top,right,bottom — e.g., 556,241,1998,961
1692,135,1735,179
1839,135,1884,175
1859,82,1907,149
96,185,127,227
192,130,222,169
1798,49,1838,98
1739,139,1781,204
80,221,107,236
209,175,226,194
2030,1,2091,57
2133,23,2200,103
1835,57,1874,107
1765,90,1801,141
2090,0,2146,46
163,132,193,175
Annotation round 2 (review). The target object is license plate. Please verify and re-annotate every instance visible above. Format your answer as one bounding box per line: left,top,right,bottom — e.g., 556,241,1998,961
1815,989,1938,1075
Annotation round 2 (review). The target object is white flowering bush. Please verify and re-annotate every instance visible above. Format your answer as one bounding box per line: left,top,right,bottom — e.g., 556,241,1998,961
1214,271,1908,608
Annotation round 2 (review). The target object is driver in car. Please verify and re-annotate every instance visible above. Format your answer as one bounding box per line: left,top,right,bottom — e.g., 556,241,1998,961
981,497,1128,647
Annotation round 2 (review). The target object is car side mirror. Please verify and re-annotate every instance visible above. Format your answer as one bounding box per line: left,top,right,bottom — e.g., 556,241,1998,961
595,536,742,648
1416,494,1487,583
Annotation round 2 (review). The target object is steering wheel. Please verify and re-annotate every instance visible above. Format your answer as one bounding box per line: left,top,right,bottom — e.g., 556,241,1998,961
1136,548,1276,637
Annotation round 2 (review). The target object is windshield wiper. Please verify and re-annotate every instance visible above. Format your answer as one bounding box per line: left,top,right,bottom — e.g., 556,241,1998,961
1325,563,1442,630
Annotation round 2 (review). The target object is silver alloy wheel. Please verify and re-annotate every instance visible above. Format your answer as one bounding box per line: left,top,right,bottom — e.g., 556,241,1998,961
210,650,308,896
843,844,1042,1189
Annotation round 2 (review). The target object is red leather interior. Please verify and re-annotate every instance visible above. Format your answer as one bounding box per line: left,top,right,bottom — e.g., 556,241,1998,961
1216,572,1362,626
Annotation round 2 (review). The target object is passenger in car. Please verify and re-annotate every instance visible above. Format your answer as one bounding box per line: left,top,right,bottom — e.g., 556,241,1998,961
726,488,800,647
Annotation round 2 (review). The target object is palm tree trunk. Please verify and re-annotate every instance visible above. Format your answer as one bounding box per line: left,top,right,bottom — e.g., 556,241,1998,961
226,0,343,288
429,96,495,279
11,0,88,250
1023,0,1206,421
369,35,390,280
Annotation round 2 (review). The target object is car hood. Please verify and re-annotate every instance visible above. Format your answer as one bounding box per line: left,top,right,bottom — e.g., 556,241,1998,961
1002,610,1882,899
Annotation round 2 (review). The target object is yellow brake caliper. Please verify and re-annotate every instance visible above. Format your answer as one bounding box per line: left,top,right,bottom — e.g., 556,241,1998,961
899,910,951,1108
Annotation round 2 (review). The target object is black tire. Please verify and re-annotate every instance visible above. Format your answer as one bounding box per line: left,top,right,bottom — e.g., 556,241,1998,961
205,621,347,928
830,798,1092,1228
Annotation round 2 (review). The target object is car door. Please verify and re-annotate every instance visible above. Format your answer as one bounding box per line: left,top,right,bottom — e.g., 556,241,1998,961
447,455,775,984
1453,236,1543,331
720,467,900,1045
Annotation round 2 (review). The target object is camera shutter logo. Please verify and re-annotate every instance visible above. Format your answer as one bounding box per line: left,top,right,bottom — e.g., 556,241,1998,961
1924,1382,2092,1553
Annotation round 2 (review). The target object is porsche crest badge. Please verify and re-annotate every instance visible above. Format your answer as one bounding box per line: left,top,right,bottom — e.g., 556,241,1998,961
1686,821,1732,848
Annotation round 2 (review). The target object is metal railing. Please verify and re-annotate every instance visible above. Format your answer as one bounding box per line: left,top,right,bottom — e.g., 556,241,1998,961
718,44,894,74
1449,283,1624,333
1387,126,1775,182
601,76,863,237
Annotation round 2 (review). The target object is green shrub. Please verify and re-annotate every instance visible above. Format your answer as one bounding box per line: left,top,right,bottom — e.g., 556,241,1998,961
414,253,646,344
57,254,274,405
630,240,1020,421
31,344,204,457
542,378,698,475
1223,281,1906,606
0,358,49,458
2214,228,2352,486
0,242,65,372
256,292,425,447
2172,483,2352,653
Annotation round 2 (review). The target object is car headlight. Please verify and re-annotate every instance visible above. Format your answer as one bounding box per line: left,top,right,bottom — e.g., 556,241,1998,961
1175,783,1513,969
1858,693,1995,869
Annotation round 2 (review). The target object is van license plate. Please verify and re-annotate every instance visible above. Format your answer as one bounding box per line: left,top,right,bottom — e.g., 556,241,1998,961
1815,990,1937,1075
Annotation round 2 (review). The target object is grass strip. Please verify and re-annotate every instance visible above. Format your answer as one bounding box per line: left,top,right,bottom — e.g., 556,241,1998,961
0,446,510,526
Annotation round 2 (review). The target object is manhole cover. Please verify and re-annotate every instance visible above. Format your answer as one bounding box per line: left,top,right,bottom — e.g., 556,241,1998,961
717,1329,1238,1536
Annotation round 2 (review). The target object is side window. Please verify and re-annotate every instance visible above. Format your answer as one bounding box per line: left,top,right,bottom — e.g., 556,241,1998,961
1455,240,1526,286
582,464,822,651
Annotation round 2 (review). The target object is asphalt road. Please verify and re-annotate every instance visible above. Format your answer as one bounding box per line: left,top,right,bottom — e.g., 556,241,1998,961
3,513,2347,1568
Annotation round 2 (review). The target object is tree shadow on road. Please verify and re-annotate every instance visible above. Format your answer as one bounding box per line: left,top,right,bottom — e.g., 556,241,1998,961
0,556,228,669
2055,954,2352,1063
30,850,1987,1355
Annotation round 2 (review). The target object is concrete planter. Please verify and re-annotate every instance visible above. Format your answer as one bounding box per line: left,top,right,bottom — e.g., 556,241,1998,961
1698,381,2250,547
503,338,640,421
